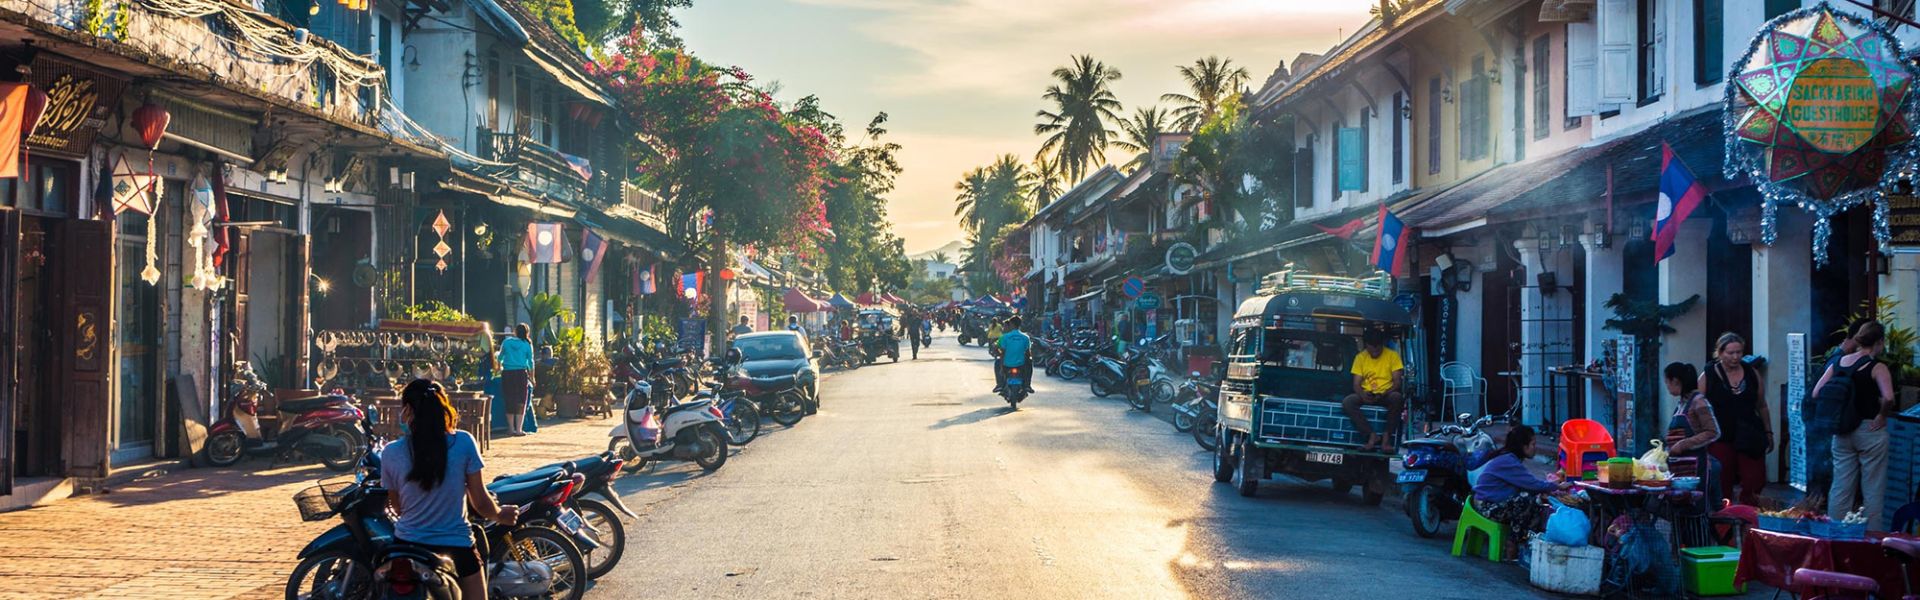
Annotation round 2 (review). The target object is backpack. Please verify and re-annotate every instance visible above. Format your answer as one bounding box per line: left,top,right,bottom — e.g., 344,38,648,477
1812,356,1870,435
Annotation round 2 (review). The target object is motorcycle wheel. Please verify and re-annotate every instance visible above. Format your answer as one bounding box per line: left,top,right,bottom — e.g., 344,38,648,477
607,437,647,473
1193,414,1219,452
576,498,627,578
1407,486,1443,538
693,425,729,472
284,549,372,600
726,401,762,445
1058,361,1085,381
1211,431,1236,482
319,426,364,472
768,394,805,427
205,431,245,467
1089,376,1112,398
1127,387,1151,412
495,526,586,600
1172,407,1195,432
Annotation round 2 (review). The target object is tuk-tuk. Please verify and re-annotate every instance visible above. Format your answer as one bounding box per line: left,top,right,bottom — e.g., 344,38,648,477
856,308,900,363
955,306,1008,346
1211,268,1417,505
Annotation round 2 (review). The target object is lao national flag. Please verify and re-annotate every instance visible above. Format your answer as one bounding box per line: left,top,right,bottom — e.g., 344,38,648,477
526,222,565,264
1369,204,1409,276
1652,143,1706,263
580,228,607,284
679,271,702,298
635,265,656,295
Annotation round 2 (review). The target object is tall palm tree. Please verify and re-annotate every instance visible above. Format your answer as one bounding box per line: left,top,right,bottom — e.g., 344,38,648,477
1113,106,1172,170
1035,55,1125,183
1162,56,1251,131
952,167,990,233
1030,156,1064,207
930,251,950,266
985,153,1035,228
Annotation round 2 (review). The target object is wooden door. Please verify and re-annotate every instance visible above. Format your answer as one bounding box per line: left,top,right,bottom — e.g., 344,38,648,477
0,208,17,494
230,231,250,375
288,235,310,386
59,218,112,478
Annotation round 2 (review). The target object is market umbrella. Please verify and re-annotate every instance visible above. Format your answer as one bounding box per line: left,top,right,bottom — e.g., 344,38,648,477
884,293,905,304
974,295,1004,307
782,288,826,313
828,293,856,309
856,292,879,305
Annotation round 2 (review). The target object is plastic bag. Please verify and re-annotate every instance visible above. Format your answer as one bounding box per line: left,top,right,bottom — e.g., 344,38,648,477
1634,440,1670,480
1542,499,1591,547
1638,439,1668,465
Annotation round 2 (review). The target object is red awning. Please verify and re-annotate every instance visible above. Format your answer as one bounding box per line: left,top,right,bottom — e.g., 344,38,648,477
856,292,879,305
783,288,828,313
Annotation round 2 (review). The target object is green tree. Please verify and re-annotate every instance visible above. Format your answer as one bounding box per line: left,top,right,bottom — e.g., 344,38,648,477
1174,97,1295,230
1162,56,1251,131
1030,156,1064,207
951,155,1035,295
1035,55,1124,183
519,0,593,53
1113,106,1172,171
574,0,694,46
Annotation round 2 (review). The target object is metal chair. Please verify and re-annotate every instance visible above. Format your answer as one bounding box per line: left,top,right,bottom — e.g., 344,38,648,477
1439,361,1486,419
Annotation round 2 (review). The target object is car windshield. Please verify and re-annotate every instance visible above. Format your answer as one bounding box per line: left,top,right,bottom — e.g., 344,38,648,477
735,336,806,361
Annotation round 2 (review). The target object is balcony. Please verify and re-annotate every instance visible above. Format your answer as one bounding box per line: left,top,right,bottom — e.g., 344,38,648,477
0,0,385,128
476,127,595,206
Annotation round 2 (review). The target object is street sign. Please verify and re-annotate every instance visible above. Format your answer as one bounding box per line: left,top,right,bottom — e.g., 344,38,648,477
1121,276,1145,298
1165,242,1197,275
1136,292,1161,311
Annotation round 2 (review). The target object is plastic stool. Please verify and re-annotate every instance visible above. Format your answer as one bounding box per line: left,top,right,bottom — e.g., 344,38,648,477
1558,419,1615,479
1453,501,1510,561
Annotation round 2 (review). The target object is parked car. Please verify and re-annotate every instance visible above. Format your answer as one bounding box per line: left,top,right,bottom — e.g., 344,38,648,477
732,331,821,406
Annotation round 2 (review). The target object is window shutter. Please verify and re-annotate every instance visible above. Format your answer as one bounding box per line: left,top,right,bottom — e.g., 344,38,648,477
1295,143,1315,209
1534,36,1552,139
1765,0,1797,19
1597,0,1637,108
1695,0,1724,84
1648,0,1667,97
1565,22,1599,116
1392,92,1405,185
1359,111,1371,192
1427,78,1442,174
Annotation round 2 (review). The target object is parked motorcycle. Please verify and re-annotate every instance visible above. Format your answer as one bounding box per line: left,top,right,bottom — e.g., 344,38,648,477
207,362,366,471
1168,372,1221,451
490,452,633,578
606,377,731,473
1400,411,1502,538
1125,337,1176,413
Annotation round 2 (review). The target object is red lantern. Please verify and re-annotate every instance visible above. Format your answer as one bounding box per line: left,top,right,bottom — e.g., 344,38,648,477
132,102,170,150
718,268,736,281
20,87,46,137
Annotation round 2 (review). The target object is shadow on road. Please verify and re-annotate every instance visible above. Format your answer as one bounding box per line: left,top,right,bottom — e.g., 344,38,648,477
928,406,1015,429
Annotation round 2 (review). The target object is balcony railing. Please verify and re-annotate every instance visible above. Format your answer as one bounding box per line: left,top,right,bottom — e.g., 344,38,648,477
1,0,385,127
477,127,595,205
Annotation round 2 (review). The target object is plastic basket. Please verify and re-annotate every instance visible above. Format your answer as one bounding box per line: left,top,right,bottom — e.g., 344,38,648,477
292,480,355,522
1756,515,1810,535
1809,520,1868,540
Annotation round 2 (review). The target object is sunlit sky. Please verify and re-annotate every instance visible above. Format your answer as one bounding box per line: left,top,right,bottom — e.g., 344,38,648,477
680,0,1378,254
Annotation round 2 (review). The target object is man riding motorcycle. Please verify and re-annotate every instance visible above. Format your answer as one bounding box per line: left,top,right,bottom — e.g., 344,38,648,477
992,316,1031,395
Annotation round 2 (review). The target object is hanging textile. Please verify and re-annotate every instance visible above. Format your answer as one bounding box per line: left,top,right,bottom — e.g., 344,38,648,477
0,82,25,179
141,183,163,284
185,174,222,290
212,166,231,268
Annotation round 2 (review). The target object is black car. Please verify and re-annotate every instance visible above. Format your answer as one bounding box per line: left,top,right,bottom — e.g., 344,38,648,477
732,331,820,401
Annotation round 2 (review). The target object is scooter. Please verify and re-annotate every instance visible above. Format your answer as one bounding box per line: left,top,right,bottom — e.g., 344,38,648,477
1125,337,1176,413
491,452,634,578
206,362,365,471
606,377,731,473
999,363,1031,409
1399,411,1503,538
1169,372,1221,451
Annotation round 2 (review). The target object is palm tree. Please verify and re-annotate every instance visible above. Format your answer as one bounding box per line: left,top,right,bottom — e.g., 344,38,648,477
1035,55,1125,183
952,167,990,233
1113,106,1172,170
985,154,1035,228
930,251,950,266
1162,56,1251,131
1031,156,1064,207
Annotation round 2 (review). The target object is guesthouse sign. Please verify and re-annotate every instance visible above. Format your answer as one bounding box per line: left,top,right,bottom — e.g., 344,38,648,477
1783,57,1881,154
25,57,127,154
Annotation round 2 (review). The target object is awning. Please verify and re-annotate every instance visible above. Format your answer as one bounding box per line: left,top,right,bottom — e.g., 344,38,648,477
1066,289,1103,303
855,292,879,305
782,288,828,313
828,293,856,309
523,46,614,107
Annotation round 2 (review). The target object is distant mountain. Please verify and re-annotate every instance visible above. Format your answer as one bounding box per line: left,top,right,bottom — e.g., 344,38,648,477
908,240,965,264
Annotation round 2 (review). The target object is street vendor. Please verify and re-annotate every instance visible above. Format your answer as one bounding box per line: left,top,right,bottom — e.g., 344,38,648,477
1663,362,1722,507
1472,425,1571,536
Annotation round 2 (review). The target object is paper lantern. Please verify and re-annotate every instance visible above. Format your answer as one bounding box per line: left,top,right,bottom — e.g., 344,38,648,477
718,268,736,280
20,86,46,137
132,102,170,150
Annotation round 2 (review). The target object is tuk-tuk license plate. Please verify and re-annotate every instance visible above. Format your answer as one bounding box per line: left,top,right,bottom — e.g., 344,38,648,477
1306,451,1344,465
1397,470,1427,483
1135,379,1152,386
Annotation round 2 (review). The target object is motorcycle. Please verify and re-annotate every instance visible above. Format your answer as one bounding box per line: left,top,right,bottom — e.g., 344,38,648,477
1125,337,1176,413
1168,372,1221,451
1400,411,1503,538
698,359,762,445
206,362,365,472
1054,346,1095,381
490,452,633,578
999,363,1032,409
606,376,731,473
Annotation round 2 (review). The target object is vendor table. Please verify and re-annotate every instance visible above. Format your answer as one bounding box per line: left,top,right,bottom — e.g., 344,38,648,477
1734,529,1919,597
1571,481,1711,548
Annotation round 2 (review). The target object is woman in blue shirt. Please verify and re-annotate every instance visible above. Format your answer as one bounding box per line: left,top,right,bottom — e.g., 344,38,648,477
498,324,534,436
382,379,519,599
1471,424,1568,535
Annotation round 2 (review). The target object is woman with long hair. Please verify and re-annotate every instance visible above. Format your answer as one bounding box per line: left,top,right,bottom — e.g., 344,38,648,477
1699,332,1770,506
499,323,535,436
381,379,519,599
1470,424,1568,536
1664,362,1721,507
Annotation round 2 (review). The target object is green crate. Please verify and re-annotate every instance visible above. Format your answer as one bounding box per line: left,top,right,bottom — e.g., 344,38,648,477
1680,546,1745,597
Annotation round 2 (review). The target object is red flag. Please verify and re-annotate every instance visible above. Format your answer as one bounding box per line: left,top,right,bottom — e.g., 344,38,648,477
1314,217,1368,240
1652,143,1706,263
212,166,231,267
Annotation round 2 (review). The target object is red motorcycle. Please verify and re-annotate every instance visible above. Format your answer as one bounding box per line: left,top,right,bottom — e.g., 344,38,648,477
205,362,366,471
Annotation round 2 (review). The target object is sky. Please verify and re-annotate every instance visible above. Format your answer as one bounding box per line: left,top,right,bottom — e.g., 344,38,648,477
679,0,1378,254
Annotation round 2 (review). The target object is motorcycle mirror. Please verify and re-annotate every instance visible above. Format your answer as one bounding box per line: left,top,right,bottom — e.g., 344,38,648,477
1458,412,1473,423
1189,371,1201,377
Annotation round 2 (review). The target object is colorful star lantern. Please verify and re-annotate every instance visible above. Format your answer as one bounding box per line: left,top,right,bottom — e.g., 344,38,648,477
1724,4,1920,263
431,210,453,272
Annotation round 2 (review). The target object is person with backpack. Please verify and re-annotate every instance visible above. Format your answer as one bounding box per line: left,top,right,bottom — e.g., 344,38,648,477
1810,320,1895,530
1699,332,1771,506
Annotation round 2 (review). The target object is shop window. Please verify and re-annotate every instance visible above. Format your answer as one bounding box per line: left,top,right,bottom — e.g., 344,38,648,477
29,160,74,216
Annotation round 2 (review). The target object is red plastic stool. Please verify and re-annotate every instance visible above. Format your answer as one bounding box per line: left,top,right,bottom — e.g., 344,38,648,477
1792,568,1878,600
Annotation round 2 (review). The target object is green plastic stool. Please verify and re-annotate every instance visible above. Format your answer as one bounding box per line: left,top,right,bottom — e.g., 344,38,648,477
1451,501,1510,562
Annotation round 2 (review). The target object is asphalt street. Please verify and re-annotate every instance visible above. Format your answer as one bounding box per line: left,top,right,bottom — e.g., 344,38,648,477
592,331,1550,599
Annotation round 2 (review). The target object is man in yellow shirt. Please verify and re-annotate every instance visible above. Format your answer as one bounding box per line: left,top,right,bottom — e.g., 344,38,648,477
1344,328,1405,452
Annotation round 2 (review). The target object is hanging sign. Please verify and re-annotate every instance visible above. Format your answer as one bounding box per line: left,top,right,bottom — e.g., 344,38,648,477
1786,333,1809,491
24,57,126,154
1165,242,1197,275
1724,5,1919,263
1892,194,1920,250
1136,292,1161,311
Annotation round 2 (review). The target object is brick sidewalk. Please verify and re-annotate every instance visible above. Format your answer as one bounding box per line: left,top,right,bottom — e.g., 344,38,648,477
0,416,620,600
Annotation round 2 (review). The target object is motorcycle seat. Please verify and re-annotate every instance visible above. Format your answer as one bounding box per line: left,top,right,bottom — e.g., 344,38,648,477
651,357,685,370
493,464,567,484
665,399,715,415
377,543,456,575
487,475,564,505
277,395,354,414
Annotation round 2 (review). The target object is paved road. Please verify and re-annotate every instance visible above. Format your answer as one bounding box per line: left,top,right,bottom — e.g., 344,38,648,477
593,331,1549,599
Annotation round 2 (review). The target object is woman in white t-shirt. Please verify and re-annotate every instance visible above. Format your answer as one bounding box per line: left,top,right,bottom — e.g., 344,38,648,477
383,379,520,599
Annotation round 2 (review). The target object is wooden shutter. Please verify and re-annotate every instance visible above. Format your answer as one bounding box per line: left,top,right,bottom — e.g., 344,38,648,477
0,209,16,494
1391,92,1405,184
1359,111,1371,192
289,235,310,387
1695,0,1724,84
1646,0,1666,98
1567,21,1600,116
59,219,112,478
1534,36,1552,139
1597,0,1636,108
1427,78,1442,175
